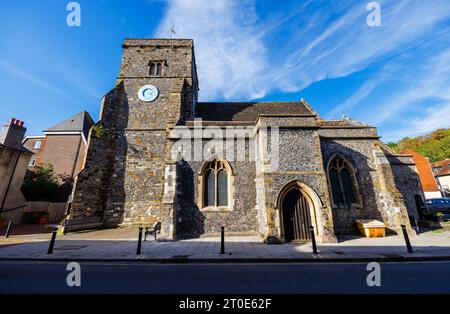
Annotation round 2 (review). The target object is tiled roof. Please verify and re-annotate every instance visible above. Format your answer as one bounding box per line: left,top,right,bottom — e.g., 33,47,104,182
437,164,450,177
431,159,450,176
44,111,94,139
194,102,315,122
431,159,450,168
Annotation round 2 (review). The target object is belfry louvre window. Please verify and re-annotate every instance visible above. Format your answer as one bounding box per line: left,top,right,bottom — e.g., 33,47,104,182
328,155,360,208
203,160,229,207
149,61,164,75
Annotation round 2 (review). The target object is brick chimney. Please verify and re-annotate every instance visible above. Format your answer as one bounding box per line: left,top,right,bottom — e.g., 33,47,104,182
0,118,27,149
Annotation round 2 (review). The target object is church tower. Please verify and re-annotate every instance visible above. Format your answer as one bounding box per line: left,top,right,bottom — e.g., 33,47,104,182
66,39,198,239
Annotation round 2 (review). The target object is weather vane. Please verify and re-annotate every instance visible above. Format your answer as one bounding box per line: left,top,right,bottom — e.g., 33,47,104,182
169,25,177,39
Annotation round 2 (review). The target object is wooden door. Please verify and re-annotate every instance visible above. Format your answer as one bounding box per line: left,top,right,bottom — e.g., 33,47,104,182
282,188,311,241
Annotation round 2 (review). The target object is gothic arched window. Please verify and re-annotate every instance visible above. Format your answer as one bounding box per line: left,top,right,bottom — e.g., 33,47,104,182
327,155,360,208
201,159,231,208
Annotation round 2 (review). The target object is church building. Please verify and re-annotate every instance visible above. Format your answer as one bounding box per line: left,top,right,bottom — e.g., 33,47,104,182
66,39,423,243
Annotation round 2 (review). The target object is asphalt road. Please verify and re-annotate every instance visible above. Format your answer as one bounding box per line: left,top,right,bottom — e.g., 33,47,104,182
0,261,449,294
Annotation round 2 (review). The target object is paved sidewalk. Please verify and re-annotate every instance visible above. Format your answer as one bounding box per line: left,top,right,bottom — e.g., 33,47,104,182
0,227,449,262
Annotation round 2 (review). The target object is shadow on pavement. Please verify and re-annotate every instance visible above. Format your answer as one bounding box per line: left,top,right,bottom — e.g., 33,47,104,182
0,224,53,236
0,235,449,261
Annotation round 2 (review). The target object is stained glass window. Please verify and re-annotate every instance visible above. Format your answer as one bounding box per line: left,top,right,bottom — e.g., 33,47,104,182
329,168,345,207
202,159,229,207
328,155,359,208
205,169,215,207
217,169,228,206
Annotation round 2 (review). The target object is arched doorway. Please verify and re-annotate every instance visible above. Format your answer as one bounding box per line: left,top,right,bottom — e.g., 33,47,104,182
281,188,312,242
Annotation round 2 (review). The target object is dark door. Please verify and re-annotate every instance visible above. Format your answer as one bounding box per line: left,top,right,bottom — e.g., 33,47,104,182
282,188,311,242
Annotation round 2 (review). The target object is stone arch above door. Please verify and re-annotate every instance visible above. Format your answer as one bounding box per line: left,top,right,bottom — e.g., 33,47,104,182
275,180,326,243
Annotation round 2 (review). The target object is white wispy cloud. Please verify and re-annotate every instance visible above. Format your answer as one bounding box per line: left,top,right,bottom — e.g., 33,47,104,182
325,63,398,118
0,63,76,101
153,0,450,142
155,0,269,100
154,0,450,106
410,103,450,134
0,63,87,131
333,41,450,141
275,0,450,93
381,101,450,141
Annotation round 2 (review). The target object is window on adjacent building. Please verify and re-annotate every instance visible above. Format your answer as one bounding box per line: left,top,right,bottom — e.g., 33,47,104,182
33,140,42,149
327,155,360,208
149,61,164,76
29,159,36,167
201,159,231,208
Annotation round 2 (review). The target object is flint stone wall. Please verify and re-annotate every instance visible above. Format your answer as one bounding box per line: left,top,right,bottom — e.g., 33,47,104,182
68,40,196,232
67,38,423,240
320,137,387,234
174,138,258,238
262,128,335,242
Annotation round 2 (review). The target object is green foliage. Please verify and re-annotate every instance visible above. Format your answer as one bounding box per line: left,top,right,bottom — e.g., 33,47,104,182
21,165,71,202
389,128,450,162
91,123,108,138
387,142,398,149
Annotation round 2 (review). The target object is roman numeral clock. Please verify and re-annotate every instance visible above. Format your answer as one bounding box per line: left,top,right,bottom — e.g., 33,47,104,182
138,84,159,102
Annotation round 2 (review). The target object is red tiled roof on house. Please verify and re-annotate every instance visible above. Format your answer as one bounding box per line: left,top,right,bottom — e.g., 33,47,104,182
404,149,440,192
431,159,450,177
431,159,450,168
437,164,450,176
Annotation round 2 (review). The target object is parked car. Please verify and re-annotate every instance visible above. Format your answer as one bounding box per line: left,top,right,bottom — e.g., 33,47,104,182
425,198,450,220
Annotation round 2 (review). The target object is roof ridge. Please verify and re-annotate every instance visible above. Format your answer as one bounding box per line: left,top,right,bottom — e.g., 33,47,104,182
194,100,315,122
44,111,94,133
197,101,302,104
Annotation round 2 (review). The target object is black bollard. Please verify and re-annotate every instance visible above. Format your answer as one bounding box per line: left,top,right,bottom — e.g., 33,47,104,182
220,226,225,254
47,227,58,255
136,226,143,255
310,225,318,254
401,224,413,253
5,221,12,238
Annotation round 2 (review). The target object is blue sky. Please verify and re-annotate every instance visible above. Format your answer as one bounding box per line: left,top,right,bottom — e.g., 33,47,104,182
1,0,449,142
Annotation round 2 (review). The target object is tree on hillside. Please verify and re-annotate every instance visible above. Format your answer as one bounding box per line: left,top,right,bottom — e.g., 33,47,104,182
388,128,450,162
387,142,398,150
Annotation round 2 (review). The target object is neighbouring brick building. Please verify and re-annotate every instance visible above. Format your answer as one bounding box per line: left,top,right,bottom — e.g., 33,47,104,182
22,111,94,181
66,38,424,242
0,118,32,223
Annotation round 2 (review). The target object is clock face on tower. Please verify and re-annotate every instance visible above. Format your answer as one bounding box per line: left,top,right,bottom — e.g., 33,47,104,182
138,85,159,102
